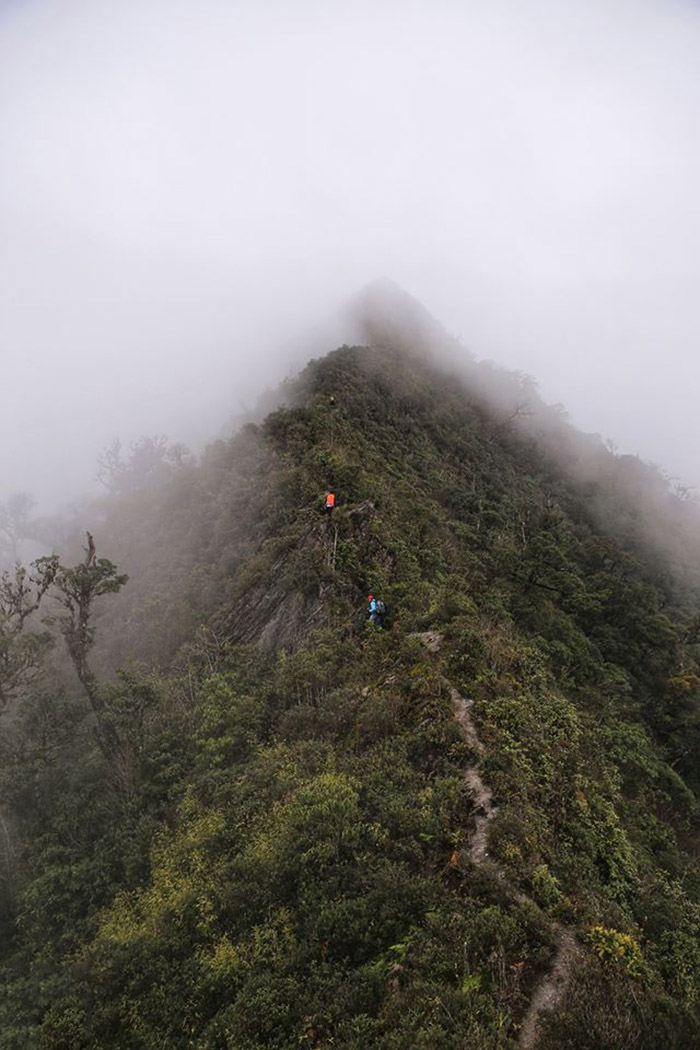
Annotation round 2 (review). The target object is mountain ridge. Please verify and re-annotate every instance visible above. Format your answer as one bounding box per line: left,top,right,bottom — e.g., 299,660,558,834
2,309,700,1048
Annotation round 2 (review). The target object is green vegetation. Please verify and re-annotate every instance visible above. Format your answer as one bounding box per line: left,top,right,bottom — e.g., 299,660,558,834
1,341,700,1047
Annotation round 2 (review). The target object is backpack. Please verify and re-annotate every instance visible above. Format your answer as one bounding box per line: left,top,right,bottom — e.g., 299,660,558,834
376,600,386,615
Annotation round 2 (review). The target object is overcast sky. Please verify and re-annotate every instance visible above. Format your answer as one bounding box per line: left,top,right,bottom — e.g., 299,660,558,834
1,0,699,508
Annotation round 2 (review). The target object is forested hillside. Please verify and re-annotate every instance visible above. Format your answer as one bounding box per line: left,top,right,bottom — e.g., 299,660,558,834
2,330,700,1049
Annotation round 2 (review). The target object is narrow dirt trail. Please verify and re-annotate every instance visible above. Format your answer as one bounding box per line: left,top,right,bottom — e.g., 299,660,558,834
518,927,580,1049
414,633,580,1049
450,688,496,867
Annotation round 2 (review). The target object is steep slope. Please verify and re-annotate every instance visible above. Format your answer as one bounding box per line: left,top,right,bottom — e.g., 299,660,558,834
2,337,700,1049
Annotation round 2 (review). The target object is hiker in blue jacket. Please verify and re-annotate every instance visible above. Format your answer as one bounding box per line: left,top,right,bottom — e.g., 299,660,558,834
367,594,386,627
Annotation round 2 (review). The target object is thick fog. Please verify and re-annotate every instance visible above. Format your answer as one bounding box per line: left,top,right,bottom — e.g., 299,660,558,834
2,0,700,509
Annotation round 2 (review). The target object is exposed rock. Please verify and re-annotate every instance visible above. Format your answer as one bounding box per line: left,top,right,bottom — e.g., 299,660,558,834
229,584,324,651
411,630,444,653
227,501,379,651
227,534,327,651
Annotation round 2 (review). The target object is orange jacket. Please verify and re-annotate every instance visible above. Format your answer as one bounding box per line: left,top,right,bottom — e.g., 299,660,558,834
325,492,336,508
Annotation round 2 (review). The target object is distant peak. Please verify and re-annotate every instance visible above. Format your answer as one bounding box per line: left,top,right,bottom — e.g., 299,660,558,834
345,278,458,358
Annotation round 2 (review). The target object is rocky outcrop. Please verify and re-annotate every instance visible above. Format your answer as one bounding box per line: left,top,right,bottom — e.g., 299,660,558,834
227,529,328,651
228,578,324,651
227,503,377,651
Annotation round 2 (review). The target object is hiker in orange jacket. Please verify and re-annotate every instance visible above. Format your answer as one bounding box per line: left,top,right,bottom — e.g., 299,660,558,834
324,492,336,515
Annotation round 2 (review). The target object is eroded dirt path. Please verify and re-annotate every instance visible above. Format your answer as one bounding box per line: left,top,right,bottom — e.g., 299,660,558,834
450,688,497,867
518,927,579,1049
414,632,580,1048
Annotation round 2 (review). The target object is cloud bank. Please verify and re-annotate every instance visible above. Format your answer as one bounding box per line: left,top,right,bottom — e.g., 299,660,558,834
2,0,699,505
